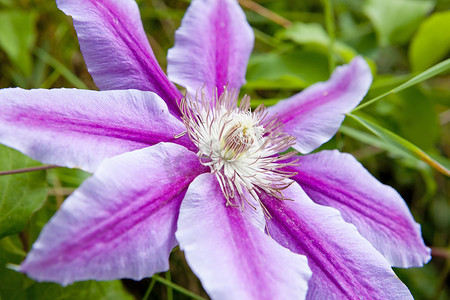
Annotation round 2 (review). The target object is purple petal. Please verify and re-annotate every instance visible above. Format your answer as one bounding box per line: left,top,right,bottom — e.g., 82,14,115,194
20,143,207,285
290,150,430,267
167,0,254,98
261,183,413,299
0,88,192,172
57,0,182,114
268,57,372,153
176,173,311,300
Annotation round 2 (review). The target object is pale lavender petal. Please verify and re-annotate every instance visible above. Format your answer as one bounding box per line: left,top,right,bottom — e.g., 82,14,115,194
268,57,372,153
176,173,311,300
262,183,413,299
290,150,430,267
0,88,192,172
167,0,254,98
20,143,206,285
57,0,182,114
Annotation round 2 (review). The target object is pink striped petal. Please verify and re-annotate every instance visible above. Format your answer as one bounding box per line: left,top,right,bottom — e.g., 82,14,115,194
57,0,182,114
176,173,311,300
167,0,253,99
268,57,372,153
291,150,430,267
0,88,192,172
262,183,413,299
20,143,207,285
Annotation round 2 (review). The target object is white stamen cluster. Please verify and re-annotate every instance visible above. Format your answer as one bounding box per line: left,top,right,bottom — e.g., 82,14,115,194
179,89,298,209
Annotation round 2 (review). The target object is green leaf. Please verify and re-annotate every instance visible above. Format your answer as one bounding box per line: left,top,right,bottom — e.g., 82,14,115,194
365,87,440,151
347,113,450,177
22,281,134,300
0,237,133,300
277,22,358,63
0,236,29,300
391,89,440,151
364,0,434,46
353,58,450,111
395,263,450,300
0,146,47,239
409,11,450,72
244,49,329,90
0,0,13,6
0,10,37,76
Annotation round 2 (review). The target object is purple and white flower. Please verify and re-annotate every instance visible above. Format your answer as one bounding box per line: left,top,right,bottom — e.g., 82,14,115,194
0,0,430,299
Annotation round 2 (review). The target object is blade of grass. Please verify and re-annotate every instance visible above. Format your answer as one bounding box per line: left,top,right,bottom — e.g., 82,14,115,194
353,58,450,111
40,71,61,89
165,271,173,300
347,113,450,176
142,277,157,300
153,274,206,300
34,47,89,89
339,125,416,160
322,0,335,74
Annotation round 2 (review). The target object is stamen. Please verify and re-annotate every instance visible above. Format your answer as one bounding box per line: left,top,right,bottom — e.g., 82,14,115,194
173,131,187,139
179,87,298,213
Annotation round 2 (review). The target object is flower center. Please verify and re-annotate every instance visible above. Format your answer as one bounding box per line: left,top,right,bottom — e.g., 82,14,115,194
179,89,298,208
220,112,263,160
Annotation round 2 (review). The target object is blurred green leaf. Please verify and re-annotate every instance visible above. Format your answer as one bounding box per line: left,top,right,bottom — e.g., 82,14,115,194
0,236,29,300
364,0,434,46
395,263,450,300
22,281,134,300
277,22,358,62
409,11,450,72
393,89,440,150
0,146,47,239
0,0,13,7
0,10,37,76
348,113,450,176
49,167,90,187
245,49,329,90
0,237,133,300
371,88,440,151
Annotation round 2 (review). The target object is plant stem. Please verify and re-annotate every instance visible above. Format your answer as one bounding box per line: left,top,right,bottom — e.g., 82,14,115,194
239,0,292,28
0,164,59,176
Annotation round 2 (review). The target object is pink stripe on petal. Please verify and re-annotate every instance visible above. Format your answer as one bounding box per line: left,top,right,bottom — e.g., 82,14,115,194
57,0,182,115
167,0,253,99
176,173,311,300
291,150,430,267
262,183,413,299
20,143,206,285
0,88,192,172
268,57,372,153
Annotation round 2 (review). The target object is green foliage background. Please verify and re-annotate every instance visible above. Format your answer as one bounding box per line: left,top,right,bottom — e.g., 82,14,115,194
0,0,449,299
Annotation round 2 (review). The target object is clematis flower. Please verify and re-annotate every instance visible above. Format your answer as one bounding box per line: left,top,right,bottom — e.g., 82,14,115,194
0,0,430,299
